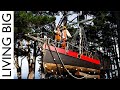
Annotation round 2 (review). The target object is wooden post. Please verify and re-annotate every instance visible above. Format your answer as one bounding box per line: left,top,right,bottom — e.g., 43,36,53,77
14,40,23,79
33,40,37,78
14,55,21,79
27,40,34,79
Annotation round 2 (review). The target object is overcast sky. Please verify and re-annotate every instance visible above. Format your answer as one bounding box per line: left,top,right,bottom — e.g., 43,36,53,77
55,11,94,27
55,11,78,27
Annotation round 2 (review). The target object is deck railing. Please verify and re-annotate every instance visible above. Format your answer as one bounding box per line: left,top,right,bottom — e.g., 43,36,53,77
48,38,100,60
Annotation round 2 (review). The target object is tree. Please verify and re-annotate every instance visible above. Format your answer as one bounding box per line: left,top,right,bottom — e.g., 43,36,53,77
83,11,120,78
14,11,57,79
113,11,120,78
14,11,56,34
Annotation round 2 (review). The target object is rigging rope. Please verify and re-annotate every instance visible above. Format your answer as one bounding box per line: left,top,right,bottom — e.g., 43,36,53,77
47,39,62,76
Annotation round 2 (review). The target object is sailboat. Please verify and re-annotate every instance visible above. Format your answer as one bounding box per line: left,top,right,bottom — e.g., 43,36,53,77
41,13,101,79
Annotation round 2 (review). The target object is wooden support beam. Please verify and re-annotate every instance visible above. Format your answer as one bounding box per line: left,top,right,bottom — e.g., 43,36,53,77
75,71,100,79
24,34,44,43
43,63,100,74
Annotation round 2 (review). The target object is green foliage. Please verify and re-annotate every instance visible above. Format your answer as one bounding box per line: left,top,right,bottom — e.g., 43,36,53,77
15,11,56,34
84,11,117,50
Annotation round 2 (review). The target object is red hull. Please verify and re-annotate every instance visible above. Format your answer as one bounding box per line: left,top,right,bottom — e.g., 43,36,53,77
43,44,100,69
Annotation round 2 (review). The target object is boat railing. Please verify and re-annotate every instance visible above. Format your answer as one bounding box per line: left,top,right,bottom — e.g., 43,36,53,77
48,38,99,60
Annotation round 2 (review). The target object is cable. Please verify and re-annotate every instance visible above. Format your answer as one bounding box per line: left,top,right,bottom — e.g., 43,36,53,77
47,41,61,76
51,43,86,79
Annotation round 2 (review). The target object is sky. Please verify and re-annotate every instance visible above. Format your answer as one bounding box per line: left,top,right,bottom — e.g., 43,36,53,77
55,11,94,28
55,11,78,27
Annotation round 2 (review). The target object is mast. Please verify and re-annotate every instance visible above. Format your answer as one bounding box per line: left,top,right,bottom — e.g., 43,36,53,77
78,11,83,55
63,11,68,27
78,11,89,56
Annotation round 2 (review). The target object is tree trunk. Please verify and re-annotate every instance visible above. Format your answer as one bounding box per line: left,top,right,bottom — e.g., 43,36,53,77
27,40,34,79
113,11,120,78
113,37,120,78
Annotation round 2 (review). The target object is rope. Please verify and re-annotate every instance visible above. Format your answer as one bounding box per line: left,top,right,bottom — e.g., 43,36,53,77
51,43,86,79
